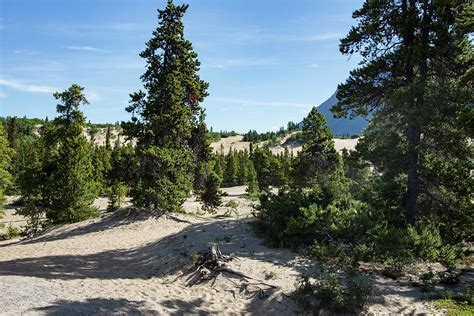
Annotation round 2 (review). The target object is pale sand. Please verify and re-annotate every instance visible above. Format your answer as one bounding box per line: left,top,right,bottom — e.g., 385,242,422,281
0,187,443,315
210,134,359,155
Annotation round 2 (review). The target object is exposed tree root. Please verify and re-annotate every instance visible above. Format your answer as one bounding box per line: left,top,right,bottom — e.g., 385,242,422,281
191,243,278,299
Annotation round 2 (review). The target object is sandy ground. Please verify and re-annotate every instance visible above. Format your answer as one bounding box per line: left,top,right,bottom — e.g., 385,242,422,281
0,187,463,315
210,134,358,156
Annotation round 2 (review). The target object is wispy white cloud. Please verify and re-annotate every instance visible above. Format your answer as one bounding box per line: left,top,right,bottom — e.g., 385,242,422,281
66,46,110,52
310,64,319,68
0,78,58,93
209,97,313,109
14,49,40,55
304,33,343,41
85,90,101,102
0,92,7,98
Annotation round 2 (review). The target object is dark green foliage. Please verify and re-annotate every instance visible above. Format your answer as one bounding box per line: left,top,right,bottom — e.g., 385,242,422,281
132,146,194,212
243,121,301,143
209,130,238,142
251,0,471,274
122,0,210,212
0,124,14,226
199,170,222,213
294,268,373,313
334,0,473,232
223,149,239,187
107,182,128,212
293,107,341,188
92,145,112,194
0,116,44,139
245,161,259,199
106,143,135,211
46,85,99,223
17,84,99,225
105,126,112,150
251,148,282,191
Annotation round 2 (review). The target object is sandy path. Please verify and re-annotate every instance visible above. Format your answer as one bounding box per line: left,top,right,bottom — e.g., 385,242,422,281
0,187,445,315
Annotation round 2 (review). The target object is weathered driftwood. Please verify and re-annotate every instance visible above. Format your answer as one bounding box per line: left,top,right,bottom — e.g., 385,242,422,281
195,243,277,292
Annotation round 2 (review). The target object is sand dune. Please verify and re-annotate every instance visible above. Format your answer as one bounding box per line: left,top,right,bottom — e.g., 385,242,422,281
0,187,445,315
210,134,358,155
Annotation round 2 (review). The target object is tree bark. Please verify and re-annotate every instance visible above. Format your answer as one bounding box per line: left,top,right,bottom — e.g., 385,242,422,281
403,0,422,226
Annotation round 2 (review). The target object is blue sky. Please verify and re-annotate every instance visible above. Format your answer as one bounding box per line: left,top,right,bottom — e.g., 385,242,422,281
0,0,363,132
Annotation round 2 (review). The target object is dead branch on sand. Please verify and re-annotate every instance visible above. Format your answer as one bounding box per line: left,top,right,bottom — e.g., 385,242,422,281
190,243,277,299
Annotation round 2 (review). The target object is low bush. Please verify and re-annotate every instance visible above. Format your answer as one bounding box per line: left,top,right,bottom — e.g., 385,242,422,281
294,267,373,313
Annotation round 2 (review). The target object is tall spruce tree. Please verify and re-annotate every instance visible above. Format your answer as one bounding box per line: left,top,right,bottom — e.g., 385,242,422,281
245,160,259,198
44,84,99,223
105,126,112,150
0,124,14,225
122,0,210,212
333,1,473,234
293,107,340,188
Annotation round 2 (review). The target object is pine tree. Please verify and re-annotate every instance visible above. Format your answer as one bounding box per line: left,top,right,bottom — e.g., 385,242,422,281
245,160,259,198
200,170,222,213
0,124,14,226
6,116,18,150
223,149,239,187
105,126,112,150
333,0,473,231
122,0,209,212
44,84,99,223
293,107,340,188
251,148,274,191
238,150,250,185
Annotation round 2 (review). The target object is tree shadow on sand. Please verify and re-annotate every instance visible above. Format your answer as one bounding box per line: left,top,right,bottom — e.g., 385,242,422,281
29,298,158,315
17,208,157,246
0,218,315,281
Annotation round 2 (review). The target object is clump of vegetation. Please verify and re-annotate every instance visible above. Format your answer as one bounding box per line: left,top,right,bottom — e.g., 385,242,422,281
433,293,474,316
6,224,21,239
107,182,128,212
223,200,239,217
294,268,373,314
264,270,278,280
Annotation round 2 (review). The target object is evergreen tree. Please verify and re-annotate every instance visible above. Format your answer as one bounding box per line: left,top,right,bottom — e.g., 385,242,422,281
333,0,473,232
238,150,250,185
223,149,239,187
0,124,14,226
251,148,274,191
212,156,224,182
122,0,209,212
105,126,112,150
42,84,99,223
6,116,18,150
293,107,340,188
245,160,259,198
200,170,222,213
92,145,111,193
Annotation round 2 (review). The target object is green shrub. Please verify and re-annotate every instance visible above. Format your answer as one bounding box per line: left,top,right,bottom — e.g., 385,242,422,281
461,286,474,305
294,268,373,313
408,224,442,261
433,299,474,315
223,200,239,217
308,241,346,264
7,224,21,238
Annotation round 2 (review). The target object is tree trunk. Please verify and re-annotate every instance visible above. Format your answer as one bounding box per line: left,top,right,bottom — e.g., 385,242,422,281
405,0,431,226
406,126,421,225
402,0,421,226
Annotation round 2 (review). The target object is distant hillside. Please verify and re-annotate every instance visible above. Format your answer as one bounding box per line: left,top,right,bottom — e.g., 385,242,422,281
301,91,370,136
